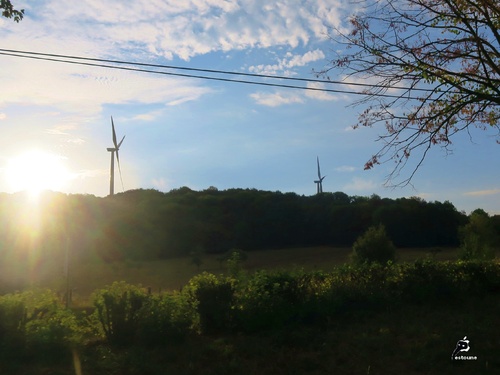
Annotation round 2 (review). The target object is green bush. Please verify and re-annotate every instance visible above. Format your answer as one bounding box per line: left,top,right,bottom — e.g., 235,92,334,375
459,210,496,260
137,292,193,346
235,269,319,331
0,289,83,361
351,224,396,265
25,306,81,353
395,261,458,302
226,249,248,278
184,272,235,334
459,233,495,260
91,281,148,346
0,293,26,359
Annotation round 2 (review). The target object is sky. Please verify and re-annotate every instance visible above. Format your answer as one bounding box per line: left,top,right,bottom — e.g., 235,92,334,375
0,0,499,214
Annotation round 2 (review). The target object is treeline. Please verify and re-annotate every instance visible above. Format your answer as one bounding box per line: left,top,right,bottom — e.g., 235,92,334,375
0,187,482,266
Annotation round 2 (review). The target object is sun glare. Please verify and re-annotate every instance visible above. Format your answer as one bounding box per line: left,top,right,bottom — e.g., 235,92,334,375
6,150,71,198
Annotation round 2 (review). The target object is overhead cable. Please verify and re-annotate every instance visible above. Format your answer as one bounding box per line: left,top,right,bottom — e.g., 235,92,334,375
0,48,427,99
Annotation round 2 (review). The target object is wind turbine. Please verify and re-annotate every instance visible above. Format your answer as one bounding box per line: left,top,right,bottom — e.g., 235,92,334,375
107,116,125,196
314,156,326,194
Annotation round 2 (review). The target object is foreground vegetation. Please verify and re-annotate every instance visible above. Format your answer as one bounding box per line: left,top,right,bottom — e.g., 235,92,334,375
1,260,498,374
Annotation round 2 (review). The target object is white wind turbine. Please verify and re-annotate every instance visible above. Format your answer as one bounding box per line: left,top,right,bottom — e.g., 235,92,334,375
107,116,125,196
314,156,326,194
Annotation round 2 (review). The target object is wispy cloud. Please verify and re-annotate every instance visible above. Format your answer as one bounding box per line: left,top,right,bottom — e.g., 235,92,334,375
249,49,326,76
132,110,164,122
0,56,212,115
20,1,345,61
335,165,356,172
67,138,86,144
0,1,348,115
44,124,76,135
305,82,345,101
343,177,378,192
464,189,500,197
250,92,304,107
151,177,170,191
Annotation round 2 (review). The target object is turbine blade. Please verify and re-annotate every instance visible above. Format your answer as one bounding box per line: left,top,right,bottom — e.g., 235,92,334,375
111,116,118,148
117,135,125,149
115,149,125,192
317,156,321,179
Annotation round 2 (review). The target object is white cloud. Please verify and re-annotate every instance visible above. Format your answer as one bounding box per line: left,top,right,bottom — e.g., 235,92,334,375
249,49,326,76
44,124,76,135
464,189,500,197
250,92,304,107
335,165,356,172
0,1,349,115
67,138,86,144
343,177,378,192
305,82,345,101
0,113,6,120
132,110,164,122
0,55,212,115
19,0,345,61
151,177,169,191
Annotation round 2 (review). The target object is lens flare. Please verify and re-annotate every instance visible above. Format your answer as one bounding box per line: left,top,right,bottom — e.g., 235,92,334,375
6,150,71,198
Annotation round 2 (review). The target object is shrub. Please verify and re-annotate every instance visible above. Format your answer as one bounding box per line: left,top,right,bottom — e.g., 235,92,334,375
0,293,26,359
459,210,496,260
235,269,316,331
325,263,396,315
137,292,193,346
0,289,83,361
351,224,396,265
226,249,247,278
395,261,458,303
91,281,148,346
184,272,235,334
459,233,495,261
25,306,81,354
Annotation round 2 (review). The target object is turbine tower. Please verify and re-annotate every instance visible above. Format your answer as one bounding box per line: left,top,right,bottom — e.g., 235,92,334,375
314,156,326,194
107,116,125,196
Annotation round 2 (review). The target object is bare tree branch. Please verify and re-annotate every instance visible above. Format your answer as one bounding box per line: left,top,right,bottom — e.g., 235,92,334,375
317,0,500,186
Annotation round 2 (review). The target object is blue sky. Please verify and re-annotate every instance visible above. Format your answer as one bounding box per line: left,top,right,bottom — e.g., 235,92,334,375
0,0,499,214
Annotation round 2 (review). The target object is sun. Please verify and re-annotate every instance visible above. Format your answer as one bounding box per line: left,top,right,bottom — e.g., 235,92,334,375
6,150,71,197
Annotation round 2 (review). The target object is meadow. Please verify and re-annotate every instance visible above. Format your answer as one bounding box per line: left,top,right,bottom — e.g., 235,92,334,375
1,246,460,304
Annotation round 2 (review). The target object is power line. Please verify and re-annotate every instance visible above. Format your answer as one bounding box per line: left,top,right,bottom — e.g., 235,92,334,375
0,48,427,99
0,48,430,91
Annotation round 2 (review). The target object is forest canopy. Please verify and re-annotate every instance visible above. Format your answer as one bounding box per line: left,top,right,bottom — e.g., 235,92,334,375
0,188,473,268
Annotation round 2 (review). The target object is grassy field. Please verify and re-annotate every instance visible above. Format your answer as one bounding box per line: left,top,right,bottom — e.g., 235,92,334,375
45,246,458,304
0,245,460,304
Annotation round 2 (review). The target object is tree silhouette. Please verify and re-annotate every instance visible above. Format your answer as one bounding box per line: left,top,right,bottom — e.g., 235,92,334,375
1,0,24,22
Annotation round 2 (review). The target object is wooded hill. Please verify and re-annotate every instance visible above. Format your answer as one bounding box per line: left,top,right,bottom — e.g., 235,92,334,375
0,188,481,266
